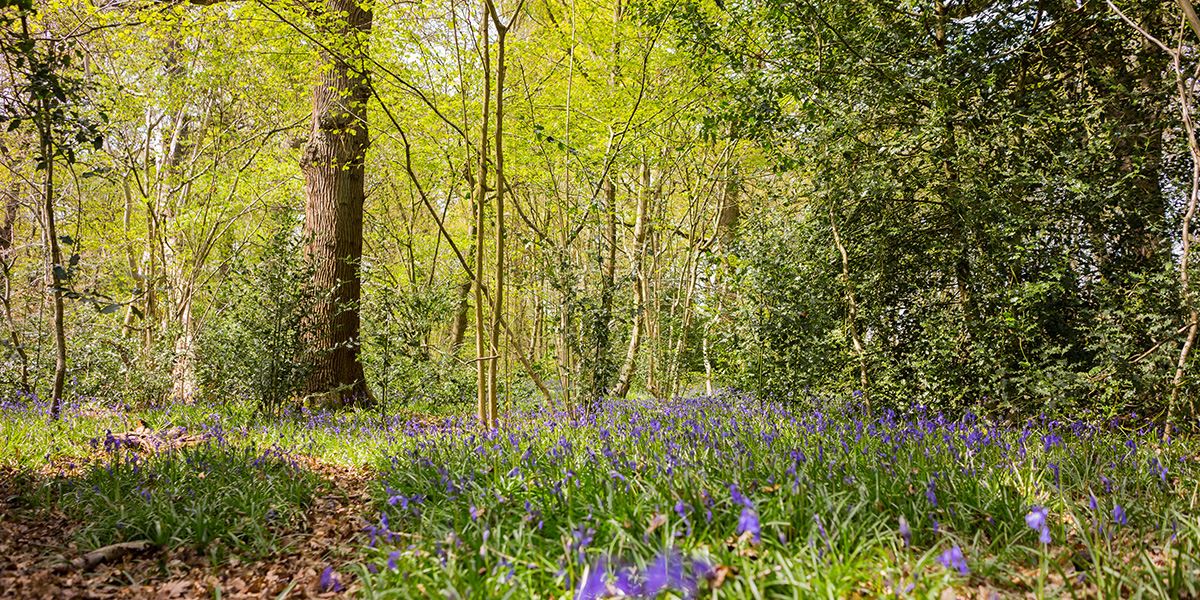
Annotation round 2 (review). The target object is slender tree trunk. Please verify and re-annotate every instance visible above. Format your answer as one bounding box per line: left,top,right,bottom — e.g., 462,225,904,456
120,180,143,339
488,13,509,427
171,288,197,401
474,0,492,425
614,158,651,397
1110,0,1200,438
448,273,472,350
702,334,714,395
1167,38,1200,439
38,120,67,420
666,242,700,399
829,205,870,415
158,56,199,402
300,0,373,406
0,180,29,392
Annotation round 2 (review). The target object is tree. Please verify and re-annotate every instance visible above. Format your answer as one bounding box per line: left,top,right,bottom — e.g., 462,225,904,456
0,2,103,419
132,0,375,406
297,0,373,405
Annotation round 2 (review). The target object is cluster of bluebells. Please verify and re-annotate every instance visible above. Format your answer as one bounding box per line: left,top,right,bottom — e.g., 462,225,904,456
358,392,1197,594
1025,506,1052,545
577,550,714,599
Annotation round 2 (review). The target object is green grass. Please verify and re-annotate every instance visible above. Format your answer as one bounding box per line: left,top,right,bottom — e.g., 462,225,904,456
4,393,1199,597
354,396,1200,598
28,436,321,562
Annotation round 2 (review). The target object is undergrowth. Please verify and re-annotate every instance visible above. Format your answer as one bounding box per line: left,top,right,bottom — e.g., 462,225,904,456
35,436,321,562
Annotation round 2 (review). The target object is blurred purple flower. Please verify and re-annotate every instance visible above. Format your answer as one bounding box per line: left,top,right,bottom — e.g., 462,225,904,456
737,507,761,543
318,566,343,593
576,558,608,600
1025,506,1047,531
937,545,969,575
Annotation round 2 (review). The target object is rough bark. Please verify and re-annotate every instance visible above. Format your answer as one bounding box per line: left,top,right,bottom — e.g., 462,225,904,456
300,0,373,405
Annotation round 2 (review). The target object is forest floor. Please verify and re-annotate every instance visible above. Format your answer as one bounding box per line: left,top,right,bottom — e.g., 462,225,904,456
1,395,1199,599
0,456,372,599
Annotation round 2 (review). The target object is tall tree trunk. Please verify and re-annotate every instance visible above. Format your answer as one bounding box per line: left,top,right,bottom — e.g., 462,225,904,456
614,158,651,397
1166,19,1200,439
120,180,143,339
487,11,509,427
38,119,67,420
171,288,197,401
1109,0,1200,438
158,53,199,403
473,0,492,425
829,205,870,415
665,241,700,400
300,0,373,406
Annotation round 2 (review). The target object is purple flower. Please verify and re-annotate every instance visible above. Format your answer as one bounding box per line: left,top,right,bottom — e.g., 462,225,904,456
937,545,969,575
576,558,608,600
318,565,343,593
1025,506,1052,544
898,515,911,548
614,565,641,596
730,483,752,508
1038,525,1052,545
1024,506,1048,531
644,550,690,596
737,507,761,543
1112,505,1127,527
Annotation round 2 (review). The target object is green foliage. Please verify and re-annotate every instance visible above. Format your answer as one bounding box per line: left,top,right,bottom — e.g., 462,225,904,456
196,210,316,412
41,437,320,562
652,0,1197,419
361,275,472,409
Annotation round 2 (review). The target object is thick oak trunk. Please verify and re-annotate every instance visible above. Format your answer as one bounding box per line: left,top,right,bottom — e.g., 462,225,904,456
300,0,372,406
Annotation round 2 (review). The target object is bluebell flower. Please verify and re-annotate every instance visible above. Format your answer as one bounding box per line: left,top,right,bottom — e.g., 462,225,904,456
1112,504,1127,527
576,559,608,600
1024,506,1047,531
737,507,761,543
644,550,688,596
937,545,969,575
1025,506,1052,544
318,566,343,593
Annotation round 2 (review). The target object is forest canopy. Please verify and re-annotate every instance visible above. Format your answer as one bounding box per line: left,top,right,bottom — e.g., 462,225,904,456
0,0,1198,424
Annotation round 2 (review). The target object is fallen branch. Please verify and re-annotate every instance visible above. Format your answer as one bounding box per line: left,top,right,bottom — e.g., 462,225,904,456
56,540,155,572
